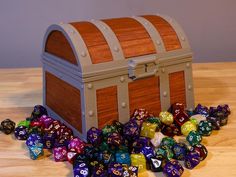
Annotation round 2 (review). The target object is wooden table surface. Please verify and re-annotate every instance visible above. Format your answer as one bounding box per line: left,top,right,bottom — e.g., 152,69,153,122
0,62,236,177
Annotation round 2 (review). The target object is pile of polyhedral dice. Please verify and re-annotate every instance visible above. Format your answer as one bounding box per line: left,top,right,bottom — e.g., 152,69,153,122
0,103,231,177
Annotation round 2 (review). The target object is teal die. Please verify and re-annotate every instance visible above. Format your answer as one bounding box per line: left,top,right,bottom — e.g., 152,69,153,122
115,151,131,165
29,143,44,160
198,120,213,136
186,131,202,146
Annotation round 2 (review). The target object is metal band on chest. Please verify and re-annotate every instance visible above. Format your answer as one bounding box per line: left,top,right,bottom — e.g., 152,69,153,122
131,16,166,53
90,20,125,61
63,24,92,66
160,15,190,49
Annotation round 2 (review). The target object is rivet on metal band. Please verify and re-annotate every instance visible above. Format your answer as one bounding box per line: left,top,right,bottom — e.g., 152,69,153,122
186,62,190,68
188,85,192,90
181,36,185,41
87,83,93,89
120,76,125,82
114,46,119,52
121,102,126,108
88,110,94,117
156,40,161,45
163,91,168,97
81,51,87,57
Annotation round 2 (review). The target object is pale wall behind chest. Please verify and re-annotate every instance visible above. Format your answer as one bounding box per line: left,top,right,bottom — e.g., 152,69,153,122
0,0,235,68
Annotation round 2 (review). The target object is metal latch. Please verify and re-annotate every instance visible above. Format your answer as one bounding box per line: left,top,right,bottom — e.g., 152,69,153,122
128,56,158,80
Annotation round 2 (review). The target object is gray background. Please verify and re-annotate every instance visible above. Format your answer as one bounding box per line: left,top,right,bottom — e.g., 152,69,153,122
0,0,235,68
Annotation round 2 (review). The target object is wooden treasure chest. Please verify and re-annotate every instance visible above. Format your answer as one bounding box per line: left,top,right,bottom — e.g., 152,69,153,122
42,14,194,140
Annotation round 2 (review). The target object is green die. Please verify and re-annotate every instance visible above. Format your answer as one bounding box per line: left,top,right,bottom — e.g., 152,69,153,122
160,137,177,149
18,120,30,128
155,147,173,160
198,120,212,136
99,141,110,151
102,125,117,140
162,146,174,160
186,131,202,146
146,117,162,130
190,118,198,126
155,148,167,158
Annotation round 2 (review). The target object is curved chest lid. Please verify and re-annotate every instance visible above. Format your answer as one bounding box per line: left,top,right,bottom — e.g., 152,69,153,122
42,14,192,79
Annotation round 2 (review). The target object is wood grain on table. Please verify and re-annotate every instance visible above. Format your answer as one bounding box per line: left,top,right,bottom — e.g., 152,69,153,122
0,62,236,177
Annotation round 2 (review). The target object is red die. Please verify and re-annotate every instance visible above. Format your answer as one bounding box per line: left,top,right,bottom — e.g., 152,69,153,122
30,121,42,128
192,144,208,161
67,151,78,164
174,112,189,126
161,123,181,137
170,103,185,116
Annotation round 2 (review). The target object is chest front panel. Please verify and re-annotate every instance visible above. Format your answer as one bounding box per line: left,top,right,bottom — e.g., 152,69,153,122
96,86,119,129
128,76,161,116
45,72,82,133
169,71,186,106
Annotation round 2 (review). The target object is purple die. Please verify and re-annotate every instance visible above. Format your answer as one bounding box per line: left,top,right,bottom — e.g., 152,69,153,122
43,133,56,149
141,146,155,161
132,137,150,153
184,151,201,169
39,115,54,129
130,109,150,128
26,133,42,147
217,104,231,117
53,146,68,162
130,118,144,128
68,137,85,154
73,162,89,177
172,143,188,161
14,126,29,140
215,111,228,126
31,105,48,119
108,162,123,177
206,117,221,130
163,160,184,177
107,132,123,147
209,107,218,117
87,127,102,146
123,121,140,141
194,104,209,117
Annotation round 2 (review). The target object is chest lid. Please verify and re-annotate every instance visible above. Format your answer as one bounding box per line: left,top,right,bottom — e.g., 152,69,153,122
42,15,192,82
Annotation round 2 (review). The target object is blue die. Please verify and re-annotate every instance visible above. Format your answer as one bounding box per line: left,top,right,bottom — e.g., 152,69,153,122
115,151,131,165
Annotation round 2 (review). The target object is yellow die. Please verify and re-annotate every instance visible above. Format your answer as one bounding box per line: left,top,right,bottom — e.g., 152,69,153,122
159,111,174,125
131,153,146,173
181,121,197,136
140,122,157,139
